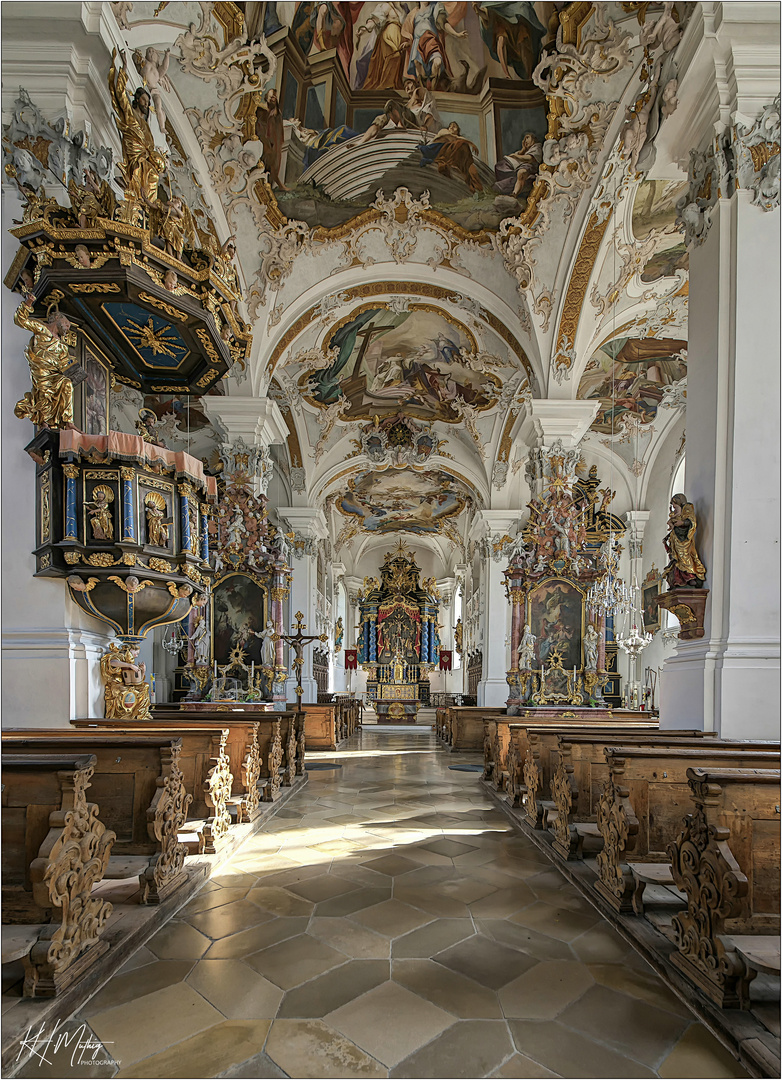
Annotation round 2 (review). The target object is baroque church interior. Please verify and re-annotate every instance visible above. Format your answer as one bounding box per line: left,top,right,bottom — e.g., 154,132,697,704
1,1,780,1077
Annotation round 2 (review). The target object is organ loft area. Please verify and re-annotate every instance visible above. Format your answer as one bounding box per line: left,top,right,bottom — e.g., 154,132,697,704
0,2,779,1078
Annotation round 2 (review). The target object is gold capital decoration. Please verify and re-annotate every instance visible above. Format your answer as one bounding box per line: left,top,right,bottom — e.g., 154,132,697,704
138,291,184,322
270,586,289,602
120,467,135,481
179,482,194,498
70,283,121,294
63,464,80,479
509,587,525,604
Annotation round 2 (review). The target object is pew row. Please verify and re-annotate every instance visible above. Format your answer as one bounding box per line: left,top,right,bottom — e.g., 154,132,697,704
2,753,114,998
438,707,509,751
303,698,360,750
70,714,303,852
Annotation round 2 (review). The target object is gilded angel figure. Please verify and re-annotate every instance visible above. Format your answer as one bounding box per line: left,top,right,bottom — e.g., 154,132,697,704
13,296,79,430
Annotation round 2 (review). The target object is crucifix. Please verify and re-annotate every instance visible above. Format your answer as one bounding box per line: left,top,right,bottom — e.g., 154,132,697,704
277,610,328,713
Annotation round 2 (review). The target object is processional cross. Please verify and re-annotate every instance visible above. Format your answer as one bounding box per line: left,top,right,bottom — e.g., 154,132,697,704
277,611,328,713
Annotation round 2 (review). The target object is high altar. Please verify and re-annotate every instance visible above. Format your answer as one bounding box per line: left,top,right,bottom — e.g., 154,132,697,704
357,542,440,722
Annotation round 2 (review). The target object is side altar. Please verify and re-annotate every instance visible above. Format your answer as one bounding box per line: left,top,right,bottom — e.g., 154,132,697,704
357,542,440,723
503,443,628,715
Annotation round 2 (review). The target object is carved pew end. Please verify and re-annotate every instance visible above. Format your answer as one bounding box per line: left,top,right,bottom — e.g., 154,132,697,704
721,935,781,1010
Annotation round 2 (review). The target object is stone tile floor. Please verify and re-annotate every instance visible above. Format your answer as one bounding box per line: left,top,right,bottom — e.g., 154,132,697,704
12,726,751,1079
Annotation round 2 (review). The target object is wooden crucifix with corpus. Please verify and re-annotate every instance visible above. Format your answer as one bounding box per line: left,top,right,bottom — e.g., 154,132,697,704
278,610,328,712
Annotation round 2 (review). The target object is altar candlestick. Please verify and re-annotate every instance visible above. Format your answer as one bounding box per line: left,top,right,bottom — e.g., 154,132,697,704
251,661,255,679
213,660,218,680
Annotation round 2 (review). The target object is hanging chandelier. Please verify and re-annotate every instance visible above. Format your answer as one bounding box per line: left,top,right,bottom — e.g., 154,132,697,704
162,620,188,656
586,535,631,617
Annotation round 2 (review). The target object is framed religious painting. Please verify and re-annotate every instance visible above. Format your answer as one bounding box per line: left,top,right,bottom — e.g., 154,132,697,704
526,578,584,671
642,575,662,634
76,341,110,435
211,572,268,668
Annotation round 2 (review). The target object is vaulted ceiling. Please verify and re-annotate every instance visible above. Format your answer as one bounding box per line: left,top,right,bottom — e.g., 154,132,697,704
14,1,692,570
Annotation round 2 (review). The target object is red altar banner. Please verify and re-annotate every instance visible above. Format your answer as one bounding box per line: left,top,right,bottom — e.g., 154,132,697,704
439,650,452,671
344,649,358,670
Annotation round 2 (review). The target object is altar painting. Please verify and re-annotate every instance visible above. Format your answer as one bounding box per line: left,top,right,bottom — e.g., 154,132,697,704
304,306,497,421
377,602,421,662
642,578,661,633
578,336,688,435
249,2,557,231
337,467,466,533
211,573,268,667
528,580,582,670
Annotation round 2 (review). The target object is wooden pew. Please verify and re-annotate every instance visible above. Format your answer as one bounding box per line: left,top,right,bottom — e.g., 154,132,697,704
503,721,659,811
303,703,342,750
444,707,508,752
2,753,115,997
549,730,720,859
153,707,304,791
485,714,660,791
3,732,192,904
668,766,781,1008
595,744,780,914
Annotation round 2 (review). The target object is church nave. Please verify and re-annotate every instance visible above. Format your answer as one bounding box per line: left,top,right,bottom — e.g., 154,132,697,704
39,727,749,1080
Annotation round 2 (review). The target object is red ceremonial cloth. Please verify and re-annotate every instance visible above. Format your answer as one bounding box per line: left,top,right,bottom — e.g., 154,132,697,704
344,649,358,670
439,650,452,671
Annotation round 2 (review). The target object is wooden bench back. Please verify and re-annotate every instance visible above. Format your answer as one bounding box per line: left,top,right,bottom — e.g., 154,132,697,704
605,745,781,861
2,753,98,910
3,732,181,855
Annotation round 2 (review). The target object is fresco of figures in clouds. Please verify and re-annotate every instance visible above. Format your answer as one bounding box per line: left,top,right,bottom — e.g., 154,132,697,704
336,466,471,533
301,305,501,422
578,335,688,435
632,179,689,282
242,2,567,231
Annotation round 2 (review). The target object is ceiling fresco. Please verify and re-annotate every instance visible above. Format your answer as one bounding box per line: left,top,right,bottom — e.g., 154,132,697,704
224,1,566,232
578,335,688,436
631,179,689,283
333,466,472,534
300,305,502,422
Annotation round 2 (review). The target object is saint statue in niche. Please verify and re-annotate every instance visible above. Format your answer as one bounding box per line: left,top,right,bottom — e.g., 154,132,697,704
86,486,115,541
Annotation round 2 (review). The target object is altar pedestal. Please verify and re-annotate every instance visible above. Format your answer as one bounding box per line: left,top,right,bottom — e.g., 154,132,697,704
376,699,420,723
375,681,420,723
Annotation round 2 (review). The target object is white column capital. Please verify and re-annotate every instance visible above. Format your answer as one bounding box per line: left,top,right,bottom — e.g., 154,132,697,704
201,397,288,447
277,506,329,540
518,399,599,449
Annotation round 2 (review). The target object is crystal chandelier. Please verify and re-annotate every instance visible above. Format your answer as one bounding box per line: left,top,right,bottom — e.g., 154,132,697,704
586,535,631,617
162,619,187,656
616,582,653,707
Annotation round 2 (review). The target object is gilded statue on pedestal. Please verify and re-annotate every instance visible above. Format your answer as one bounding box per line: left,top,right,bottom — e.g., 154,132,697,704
86,485,114,541
663,493,707,588
13,296,78,430
144,491,170,547
100,641,152,720
108,48,167,205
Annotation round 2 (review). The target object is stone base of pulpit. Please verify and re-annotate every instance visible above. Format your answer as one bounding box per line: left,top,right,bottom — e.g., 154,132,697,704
376,700,420,723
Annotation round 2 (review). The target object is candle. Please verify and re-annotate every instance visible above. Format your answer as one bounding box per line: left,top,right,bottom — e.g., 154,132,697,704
213,660,217,680
251,661,255,679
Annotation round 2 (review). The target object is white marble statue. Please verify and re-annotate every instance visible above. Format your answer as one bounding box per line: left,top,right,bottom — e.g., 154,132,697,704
584,623,601,672
518,624,536,670
254,620,277,668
